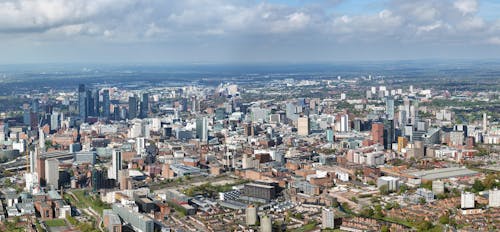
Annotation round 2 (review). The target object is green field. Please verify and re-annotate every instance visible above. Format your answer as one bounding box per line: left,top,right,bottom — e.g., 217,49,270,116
44,219,67,227
66,189,111,214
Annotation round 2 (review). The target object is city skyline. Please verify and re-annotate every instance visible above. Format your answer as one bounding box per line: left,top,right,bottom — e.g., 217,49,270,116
1,0,500,63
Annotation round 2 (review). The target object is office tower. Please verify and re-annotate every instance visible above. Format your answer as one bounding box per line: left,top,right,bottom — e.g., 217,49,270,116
322,207,335,229
32,98,40,113
128,96,138,119
23,109,31,126
397,136,408,152
39,128,45,149
37,156,46,186
50,112,59,131
196,117,209,142
91,168,104,191
140,92,149,118
45,158,59,189
260,215,272,232
461,192,475,209
87,89,95,117
340,114,349,132
372,122,384,145
297,116,310,136
383,119,394,150
246,205,257,226
108,150,122,180
398,105,407,129
385,96,395,120
119,169,130,190
103,89,110,118
78,84,88,120
136,137,145,155
483,113,488,132
29,150,37,173
286,102,297,121
93,89,100,117
326,128,334,143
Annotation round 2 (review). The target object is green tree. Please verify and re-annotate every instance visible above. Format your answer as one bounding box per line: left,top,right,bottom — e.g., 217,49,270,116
483,174,499,190
380,225,390,232
374,204,384,218
472,179,485,192
416,221,433,232
379,185,389,195
398,184,409,194
438,215,450,225
359,206,374,218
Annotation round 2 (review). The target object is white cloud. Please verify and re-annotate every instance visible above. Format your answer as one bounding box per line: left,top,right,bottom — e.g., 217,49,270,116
0,0,499,62
453,0,478,15
487,37,500,45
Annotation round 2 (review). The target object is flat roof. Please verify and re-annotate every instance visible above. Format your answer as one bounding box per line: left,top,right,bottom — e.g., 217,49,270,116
408,167,478,180
245,183,274,189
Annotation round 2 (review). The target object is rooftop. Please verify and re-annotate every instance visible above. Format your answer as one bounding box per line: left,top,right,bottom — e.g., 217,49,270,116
407,167,478,180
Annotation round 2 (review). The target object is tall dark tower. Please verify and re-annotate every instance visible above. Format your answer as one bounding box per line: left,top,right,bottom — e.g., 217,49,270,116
103,89,110,118
93,89,100,117
140,92,149,118
383,119,394,150
128,96,138,119
78,84,88,121
87,89,94,117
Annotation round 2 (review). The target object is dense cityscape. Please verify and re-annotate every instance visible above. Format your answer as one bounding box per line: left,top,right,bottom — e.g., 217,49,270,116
1,0,500,231
0,63,498,232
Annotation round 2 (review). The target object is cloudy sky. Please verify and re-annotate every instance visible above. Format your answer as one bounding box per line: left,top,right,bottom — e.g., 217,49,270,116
1,0,500,63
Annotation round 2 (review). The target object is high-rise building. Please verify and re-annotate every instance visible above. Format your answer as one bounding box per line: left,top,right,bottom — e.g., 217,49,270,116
489,189,500,208
108,150,122,180
372,122,384,145
483,113,488,132
103,89,110,118
385,96,395,120
78,84,88,120
340,114,349,132
196,117,209,142
246,205,257,226
397,136,408,152
398,105,407,128
322,207,335,229
128,96,138,119
91,168,107,191
23,109,31,126
383,119,394,150
136,137,145,155
29,150,37,173
140,93,149,118
37,156,46,186
50,112,60,131
326,128,334,143
297,116,310,136
432,180,445,195
93,89,100,117
260,215,272,232
39,128,45,150
461,191,475,209
45,158,59,189
87,89,95,117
